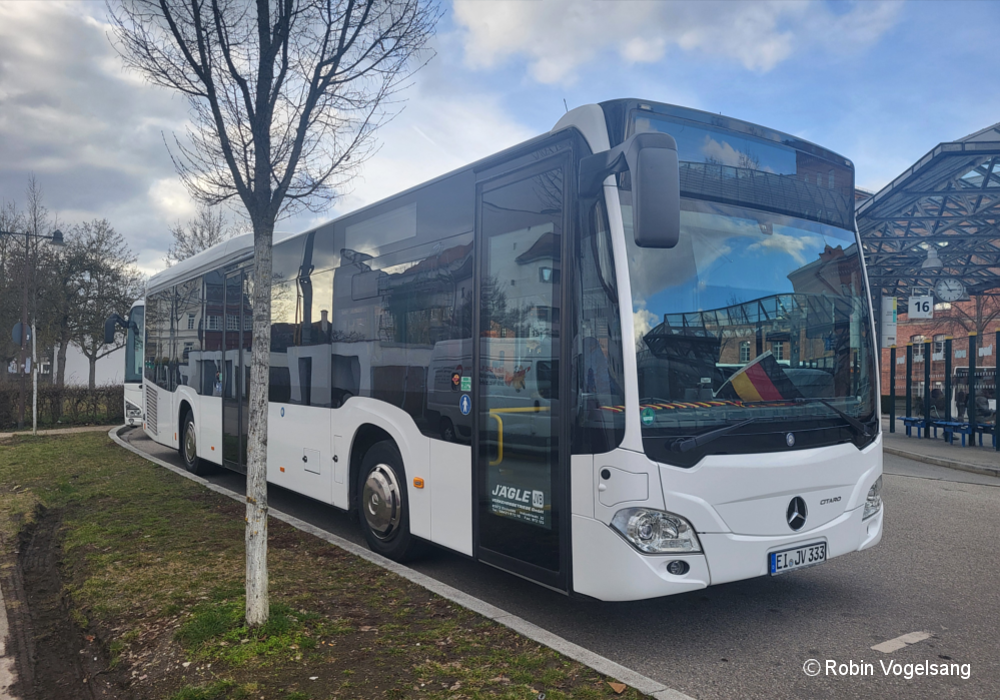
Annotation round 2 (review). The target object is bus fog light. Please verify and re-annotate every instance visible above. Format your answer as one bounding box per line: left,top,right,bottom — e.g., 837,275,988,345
611,508,702,554
863,476,882,520
666,560,689,575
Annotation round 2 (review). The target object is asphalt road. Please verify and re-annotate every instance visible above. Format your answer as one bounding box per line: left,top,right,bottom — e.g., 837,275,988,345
121,428,1000,700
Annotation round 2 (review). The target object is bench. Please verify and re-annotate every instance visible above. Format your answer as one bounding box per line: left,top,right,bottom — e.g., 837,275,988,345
936,421,996,448
900,416,937,438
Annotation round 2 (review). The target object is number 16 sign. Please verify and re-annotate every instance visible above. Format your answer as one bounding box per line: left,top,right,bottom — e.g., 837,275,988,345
907,295,934,319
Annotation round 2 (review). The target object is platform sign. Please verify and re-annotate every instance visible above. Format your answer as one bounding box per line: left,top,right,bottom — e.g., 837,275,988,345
907,295,933,320
880,296,897,348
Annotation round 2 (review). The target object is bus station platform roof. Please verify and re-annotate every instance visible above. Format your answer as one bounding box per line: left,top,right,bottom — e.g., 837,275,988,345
857,122,1000,297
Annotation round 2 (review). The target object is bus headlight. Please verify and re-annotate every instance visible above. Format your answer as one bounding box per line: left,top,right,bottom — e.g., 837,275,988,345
611,508,702,554
863,476,882,520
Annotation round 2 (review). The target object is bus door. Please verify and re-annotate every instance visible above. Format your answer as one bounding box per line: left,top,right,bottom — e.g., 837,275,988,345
475,151,571,592
222,268,251,473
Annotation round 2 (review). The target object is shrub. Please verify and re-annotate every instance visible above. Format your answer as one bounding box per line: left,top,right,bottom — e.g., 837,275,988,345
0,384,123,429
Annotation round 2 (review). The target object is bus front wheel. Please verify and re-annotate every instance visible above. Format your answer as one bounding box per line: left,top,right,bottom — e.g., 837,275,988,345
357,441,426,562
180,409,212,476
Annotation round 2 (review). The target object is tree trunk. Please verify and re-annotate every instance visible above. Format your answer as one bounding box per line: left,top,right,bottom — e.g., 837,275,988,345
56,337,69,389
88,354,97,390
245,216,274,628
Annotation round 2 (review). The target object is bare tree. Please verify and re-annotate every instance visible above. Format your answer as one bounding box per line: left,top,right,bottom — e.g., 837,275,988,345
0,201,27,388
108,0,439,625
68,220,145,389
928,292,1000,341
166,205,233,265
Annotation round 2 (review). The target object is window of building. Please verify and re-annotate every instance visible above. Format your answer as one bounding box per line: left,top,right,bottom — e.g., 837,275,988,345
739,340,751,363
539,267,560,284
772,341,785,361
187,313,195,330
911,335,925,361
933,334,946,356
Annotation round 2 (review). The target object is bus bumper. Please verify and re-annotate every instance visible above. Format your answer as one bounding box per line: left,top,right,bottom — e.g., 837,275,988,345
571,514,710,601
700,503,883,586
571,504,882,601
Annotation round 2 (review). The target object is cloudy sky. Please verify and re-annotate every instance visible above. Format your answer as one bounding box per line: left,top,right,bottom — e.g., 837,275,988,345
0,0,997,277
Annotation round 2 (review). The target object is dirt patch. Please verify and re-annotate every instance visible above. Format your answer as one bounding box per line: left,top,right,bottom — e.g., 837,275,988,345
5,506,132,700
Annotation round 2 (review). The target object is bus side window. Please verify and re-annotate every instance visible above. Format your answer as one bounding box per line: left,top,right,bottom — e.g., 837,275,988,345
572,199,625,454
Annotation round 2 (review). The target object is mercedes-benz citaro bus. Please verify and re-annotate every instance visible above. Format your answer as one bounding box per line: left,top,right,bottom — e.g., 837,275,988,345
136,99,883,601
106,300,145,426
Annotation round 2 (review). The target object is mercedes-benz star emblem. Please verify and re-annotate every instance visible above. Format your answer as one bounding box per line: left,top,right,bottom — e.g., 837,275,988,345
786,433,795,447
787,496,807,531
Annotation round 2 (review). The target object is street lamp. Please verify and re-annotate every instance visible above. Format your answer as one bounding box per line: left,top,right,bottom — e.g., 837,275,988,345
0,228,64,433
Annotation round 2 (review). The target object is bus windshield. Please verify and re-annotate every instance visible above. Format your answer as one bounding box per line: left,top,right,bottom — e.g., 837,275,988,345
125,304,144,384
623,198,876,441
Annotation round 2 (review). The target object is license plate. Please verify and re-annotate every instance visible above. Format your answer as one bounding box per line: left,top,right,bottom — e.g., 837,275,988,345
769,542,826,575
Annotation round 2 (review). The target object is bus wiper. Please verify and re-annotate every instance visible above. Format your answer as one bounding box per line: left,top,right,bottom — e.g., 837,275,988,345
672,418,756,453
795,398,873,437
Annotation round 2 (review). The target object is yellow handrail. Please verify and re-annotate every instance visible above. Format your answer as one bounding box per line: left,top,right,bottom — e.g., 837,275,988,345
486,406,550,466
488,412,503,466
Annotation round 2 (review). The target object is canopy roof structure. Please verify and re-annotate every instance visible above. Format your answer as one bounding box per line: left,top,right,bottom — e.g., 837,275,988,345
857,123,1000,297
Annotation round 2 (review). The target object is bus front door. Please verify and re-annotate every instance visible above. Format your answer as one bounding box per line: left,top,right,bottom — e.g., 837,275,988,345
222,268,252,473
475,153,570,592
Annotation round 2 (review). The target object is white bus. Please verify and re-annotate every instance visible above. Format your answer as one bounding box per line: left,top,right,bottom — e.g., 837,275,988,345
106,299,145,426
136,99,883,601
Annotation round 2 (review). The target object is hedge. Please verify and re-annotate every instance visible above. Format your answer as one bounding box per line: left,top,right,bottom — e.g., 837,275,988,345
0,384,123,429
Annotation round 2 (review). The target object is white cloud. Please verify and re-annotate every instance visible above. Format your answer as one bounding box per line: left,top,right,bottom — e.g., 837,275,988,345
0,1,190,277
0,3,537,281
701,136,744,168
149,178,198,222
452,0,902,85
747,232,817,265
633,306,659,346
330,91,535,214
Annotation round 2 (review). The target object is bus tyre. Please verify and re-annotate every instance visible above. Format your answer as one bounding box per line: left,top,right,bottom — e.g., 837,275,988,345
357,441,426,562
180,410,212,476
440,417,456,442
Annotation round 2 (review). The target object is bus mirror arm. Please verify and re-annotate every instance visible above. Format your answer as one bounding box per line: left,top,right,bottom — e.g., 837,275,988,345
104,313,127,345
578,131,681,249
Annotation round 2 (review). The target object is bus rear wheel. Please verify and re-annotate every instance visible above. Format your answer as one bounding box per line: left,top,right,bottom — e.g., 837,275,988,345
180,409,212,476
357,441,426,562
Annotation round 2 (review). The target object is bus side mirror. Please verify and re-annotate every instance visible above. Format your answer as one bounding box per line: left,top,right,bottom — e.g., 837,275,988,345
579,131,680,248
104,314,127,345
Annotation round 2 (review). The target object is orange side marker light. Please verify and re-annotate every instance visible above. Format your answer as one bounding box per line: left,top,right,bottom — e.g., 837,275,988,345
413,477,424,489
280,466,285,472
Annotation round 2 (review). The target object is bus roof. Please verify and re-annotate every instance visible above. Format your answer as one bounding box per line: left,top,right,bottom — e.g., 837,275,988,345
146,98,852,295
147,233,254,294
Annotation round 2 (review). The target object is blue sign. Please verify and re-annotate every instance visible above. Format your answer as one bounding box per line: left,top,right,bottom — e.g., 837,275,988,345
459,394,471,416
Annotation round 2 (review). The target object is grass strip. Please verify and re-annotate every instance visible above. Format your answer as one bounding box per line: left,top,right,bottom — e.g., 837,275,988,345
0,432,646,699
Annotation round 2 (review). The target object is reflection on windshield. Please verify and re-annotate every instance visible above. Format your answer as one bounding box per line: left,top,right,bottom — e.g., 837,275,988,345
633,112,854,230
624,199,875,432
125,305,144,384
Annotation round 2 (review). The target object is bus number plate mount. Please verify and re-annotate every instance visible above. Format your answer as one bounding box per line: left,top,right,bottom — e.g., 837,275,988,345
769,541,826,575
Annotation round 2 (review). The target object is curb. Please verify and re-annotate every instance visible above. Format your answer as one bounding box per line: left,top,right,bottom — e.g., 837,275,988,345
0,425,118,441
108,427,696,700
883,446,1000,479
